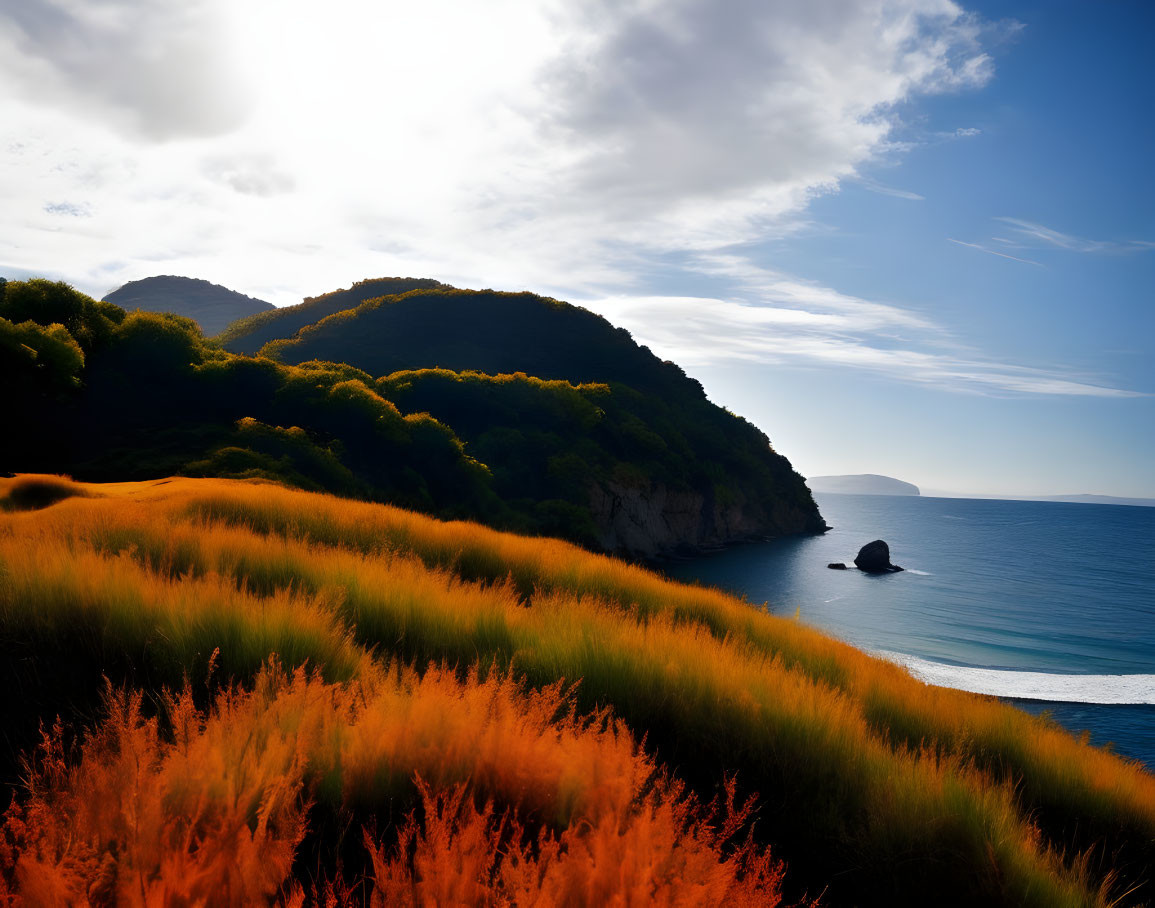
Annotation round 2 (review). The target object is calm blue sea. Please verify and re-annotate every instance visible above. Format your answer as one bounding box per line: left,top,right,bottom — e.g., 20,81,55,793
663,493,1155,769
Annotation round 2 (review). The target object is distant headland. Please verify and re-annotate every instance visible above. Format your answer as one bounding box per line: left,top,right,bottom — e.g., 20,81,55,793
807,474,920,496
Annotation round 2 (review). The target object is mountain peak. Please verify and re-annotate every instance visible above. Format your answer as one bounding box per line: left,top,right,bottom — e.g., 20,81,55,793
103,275,273,337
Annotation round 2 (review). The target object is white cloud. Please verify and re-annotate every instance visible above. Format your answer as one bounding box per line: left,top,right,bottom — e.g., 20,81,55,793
43,201,93,218
10,1,1120,401
580,281,1143,398
202,154,295,198
1,0,998,303
995,217,1155,254
690,253,936,332
0,0,247,140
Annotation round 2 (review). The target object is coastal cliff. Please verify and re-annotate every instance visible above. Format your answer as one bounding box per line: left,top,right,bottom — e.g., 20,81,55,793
591,478,825,558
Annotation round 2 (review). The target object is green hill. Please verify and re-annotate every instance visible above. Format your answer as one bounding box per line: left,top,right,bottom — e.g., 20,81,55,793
103,275,274,337
258,287,826,552
2,277,823,555
376,368,822,551
219,276,451,354
262,286,707,395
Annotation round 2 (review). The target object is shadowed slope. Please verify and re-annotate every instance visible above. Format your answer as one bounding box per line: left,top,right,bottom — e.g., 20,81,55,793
104,275,273,337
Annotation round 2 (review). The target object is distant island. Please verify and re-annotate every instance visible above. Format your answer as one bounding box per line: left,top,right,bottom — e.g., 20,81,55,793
920,489,1155,508
1032,494,1155,508
103,275,274,337
808,474,920,496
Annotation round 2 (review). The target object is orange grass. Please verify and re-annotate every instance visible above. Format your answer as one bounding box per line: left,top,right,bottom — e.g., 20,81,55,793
0,473,94,512
166,482,1155,846
0,475,1152,905
365,776,786,908
0,662,784,907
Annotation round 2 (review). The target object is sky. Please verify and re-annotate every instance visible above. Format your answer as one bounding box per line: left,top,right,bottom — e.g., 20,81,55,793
1,0,1152,497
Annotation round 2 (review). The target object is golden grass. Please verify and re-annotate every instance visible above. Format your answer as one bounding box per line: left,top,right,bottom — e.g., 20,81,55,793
0,662,784,906
0,473,95,512
0,474,1151,906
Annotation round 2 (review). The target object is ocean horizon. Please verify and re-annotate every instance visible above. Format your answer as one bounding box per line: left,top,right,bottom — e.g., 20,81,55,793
664,491,1155,768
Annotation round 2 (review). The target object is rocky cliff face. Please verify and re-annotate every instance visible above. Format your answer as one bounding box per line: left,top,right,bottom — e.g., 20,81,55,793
590,479,826,558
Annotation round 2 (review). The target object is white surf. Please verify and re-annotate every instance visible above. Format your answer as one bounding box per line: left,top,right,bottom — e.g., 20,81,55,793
874,651,1155,705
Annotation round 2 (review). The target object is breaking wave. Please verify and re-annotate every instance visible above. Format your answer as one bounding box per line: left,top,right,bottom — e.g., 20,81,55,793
875,651,1155,704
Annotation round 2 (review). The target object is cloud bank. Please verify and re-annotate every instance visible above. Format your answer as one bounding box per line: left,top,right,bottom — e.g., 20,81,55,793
0,0,248,140
1,0,995,290
3,0,1132,398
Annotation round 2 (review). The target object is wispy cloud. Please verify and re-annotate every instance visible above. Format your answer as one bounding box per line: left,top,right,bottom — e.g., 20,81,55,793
995,217,1154,254
947,237,1041,266
690,253,935,332
855,178,925,201
582,256,1142,399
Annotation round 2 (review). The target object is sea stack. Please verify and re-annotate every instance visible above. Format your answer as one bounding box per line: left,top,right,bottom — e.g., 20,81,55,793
854,540,904,573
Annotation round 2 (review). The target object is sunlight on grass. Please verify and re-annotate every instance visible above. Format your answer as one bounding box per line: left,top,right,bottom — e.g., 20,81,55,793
0,474,1151,906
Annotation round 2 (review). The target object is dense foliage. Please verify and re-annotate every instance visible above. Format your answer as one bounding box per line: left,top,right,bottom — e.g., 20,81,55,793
2,278,822,553
219,277,451,355
377,368,819,545
262,287,710,396
2,279,493,519
260,285,823,544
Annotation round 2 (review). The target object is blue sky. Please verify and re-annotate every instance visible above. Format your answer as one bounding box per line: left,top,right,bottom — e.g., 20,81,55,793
1,0,1151,496
644,0,1154,497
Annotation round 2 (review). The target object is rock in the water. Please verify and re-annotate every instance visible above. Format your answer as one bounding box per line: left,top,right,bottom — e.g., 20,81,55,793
854,539,904,573
827,562,848,570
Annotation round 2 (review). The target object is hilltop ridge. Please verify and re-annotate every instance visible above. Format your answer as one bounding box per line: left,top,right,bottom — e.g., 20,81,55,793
103,275,273,337
219,276,452,354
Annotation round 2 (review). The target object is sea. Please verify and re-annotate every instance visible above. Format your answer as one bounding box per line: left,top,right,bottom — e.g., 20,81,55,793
662,493,1155,770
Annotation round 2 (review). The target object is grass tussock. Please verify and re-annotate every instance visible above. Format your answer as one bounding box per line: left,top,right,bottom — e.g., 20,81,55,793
0,473,94,512
0,475,1152,906
0,662,784,907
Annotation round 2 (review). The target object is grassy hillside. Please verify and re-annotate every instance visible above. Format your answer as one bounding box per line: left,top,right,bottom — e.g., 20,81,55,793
103,275,274,337
219,277,452,355
1,474,1152,906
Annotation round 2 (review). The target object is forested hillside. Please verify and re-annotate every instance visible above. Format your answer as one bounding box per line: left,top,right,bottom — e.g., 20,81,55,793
1,277,823,555
219,277,451,355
